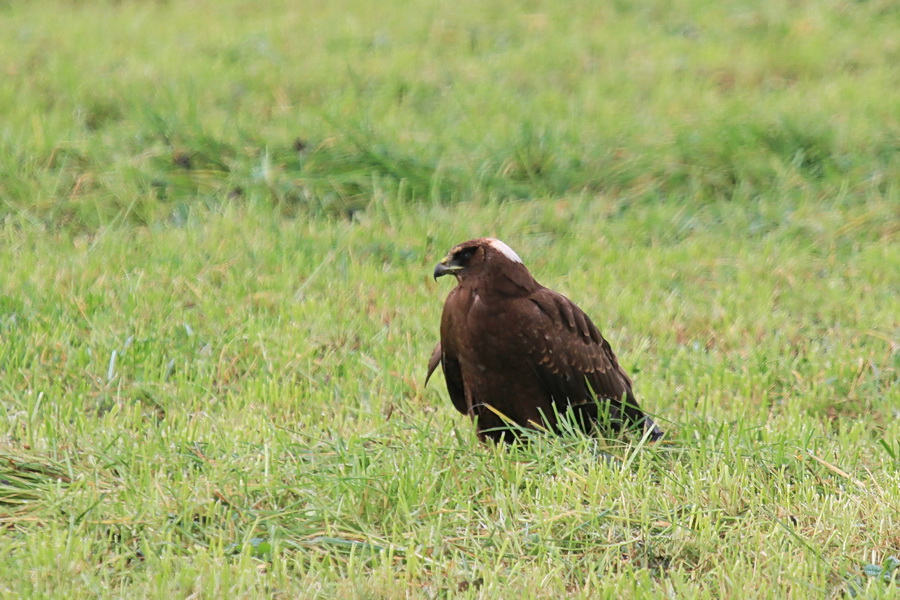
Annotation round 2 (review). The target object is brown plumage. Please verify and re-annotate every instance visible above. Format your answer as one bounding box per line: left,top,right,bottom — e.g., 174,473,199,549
426,238,663,443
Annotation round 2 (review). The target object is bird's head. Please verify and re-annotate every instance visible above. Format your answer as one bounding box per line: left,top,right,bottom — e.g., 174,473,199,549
433,238,533,289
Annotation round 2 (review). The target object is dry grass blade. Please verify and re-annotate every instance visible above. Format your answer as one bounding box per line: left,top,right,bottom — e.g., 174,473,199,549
0,454,70,509
802,450,866,488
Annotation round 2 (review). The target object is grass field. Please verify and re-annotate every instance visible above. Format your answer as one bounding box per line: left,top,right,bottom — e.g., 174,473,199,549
1,0,899,598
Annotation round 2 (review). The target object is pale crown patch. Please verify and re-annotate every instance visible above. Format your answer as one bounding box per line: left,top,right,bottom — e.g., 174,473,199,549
486,239,523,263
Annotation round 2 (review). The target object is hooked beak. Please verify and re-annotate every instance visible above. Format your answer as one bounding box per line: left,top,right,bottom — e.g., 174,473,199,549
433,257,462,280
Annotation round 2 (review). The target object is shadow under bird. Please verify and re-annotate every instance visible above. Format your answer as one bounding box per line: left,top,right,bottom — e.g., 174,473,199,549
426,238,663,443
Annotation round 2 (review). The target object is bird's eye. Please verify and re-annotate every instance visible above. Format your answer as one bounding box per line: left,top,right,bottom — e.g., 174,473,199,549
454,247,477,263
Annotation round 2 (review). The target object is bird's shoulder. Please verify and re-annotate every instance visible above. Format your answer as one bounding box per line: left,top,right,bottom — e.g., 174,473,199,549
522,287,603,341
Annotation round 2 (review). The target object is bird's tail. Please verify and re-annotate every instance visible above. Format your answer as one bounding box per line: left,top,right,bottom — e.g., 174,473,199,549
622,391,664,441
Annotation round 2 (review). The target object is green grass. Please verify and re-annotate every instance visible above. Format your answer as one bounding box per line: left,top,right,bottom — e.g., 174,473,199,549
1,0,899,598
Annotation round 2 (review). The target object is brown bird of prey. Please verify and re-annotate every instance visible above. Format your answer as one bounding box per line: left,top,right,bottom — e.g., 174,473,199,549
427,238,663,443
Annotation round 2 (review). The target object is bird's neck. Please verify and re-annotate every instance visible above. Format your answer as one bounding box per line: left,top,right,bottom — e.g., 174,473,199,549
459,264,540,298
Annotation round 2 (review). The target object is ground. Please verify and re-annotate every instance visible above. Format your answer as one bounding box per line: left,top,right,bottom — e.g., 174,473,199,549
0,0,898,598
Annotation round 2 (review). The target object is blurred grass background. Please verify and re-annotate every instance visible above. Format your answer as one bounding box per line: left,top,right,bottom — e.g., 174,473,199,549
2,0,897,226
0,0,898,598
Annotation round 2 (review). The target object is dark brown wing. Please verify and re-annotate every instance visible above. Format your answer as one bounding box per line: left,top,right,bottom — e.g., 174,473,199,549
435,288,470,416
439,351,467,415
425,341,467,415
521,287,661,437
